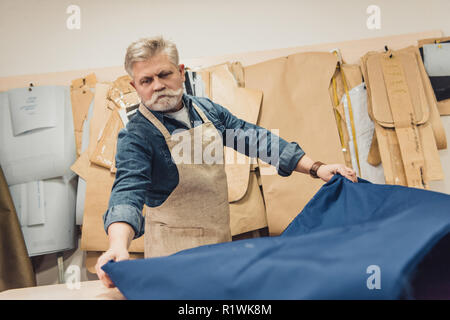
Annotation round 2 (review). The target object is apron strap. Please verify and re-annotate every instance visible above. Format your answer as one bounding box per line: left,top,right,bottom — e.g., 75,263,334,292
139,100,211,139
191,102,211,123
138,103,171,139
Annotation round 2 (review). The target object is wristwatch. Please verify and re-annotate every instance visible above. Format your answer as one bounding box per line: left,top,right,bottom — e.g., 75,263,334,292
309,161,325,179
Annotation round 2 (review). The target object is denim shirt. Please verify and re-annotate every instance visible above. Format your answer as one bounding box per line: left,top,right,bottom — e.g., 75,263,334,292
103,94,306,239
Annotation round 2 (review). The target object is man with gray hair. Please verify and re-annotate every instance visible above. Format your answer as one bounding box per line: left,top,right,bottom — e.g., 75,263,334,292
96,36,357,288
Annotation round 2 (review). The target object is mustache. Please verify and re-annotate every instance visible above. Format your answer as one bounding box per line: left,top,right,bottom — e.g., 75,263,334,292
147,88,183,105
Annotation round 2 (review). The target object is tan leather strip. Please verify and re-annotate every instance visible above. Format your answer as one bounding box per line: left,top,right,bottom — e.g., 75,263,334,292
138,103,171,139
380,53,425,187
191,102,210,123
418,123,444,182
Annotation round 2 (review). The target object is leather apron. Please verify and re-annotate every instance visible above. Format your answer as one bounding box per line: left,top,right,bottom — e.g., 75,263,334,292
138,102,232,258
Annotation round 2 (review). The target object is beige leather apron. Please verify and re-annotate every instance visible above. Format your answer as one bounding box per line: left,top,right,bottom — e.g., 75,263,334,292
138,102,232,258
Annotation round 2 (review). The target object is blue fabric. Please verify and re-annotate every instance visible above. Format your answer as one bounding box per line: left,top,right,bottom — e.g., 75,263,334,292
103,93,305,239
102,174,450,299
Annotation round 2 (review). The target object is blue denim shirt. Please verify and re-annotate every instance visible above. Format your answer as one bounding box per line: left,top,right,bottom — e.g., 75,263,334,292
103,94,305,239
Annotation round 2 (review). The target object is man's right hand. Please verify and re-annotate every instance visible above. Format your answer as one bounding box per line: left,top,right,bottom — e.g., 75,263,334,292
95,246,130,288
96,222,135,288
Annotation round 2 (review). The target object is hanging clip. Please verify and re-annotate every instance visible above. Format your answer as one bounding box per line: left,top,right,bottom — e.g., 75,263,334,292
384,45,393,58
330,48,343,68
82,78,87,93
435,40,442,49
28,83,34,92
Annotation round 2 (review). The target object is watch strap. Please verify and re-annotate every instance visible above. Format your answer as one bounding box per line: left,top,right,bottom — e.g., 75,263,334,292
310,161,325,179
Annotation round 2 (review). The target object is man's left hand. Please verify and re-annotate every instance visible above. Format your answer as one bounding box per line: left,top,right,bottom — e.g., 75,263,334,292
317,164,357,183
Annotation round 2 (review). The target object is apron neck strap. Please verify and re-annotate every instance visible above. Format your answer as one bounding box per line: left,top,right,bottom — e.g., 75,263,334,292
139,103,171,139
191,102,210,123
138,100,211,139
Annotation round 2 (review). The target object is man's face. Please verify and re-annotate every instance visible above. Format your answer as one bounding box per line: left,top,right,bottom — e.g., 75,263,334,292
130,52,185,112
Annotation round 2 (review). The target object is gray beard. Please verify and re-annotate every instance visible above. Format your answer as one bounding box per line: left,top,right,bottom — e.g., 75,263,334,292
144,88,183,112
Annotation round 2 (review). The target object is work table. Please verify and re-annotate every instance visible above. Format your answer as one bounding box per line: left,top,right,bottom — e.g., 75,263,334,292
0,280,125,300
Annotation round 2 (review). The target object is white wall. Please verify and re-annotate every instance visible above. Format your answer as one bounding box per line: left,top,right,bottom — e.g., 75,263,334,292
1,0,450,77
1,0,450,287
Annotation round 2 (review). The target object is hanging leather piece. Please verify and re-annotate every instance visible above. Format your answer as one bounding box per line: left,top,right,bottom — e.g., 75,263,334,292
198,63,267,236
71,73,97,90
244,52,344,235
107,75,140,111
90,108,124,170
380,51,426,188
361,46,445,188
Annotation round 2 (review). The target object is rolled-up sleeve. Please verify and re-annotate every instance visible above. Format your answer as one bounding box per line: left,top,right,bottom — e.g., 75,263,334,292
208,99,305,177
102,128,152,239
277,141,305,177
103,204,145,239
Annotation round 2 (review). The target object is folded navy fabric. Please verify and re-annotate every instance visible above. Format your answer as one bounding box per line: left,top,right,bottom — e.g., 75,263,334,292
102,175,450,299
